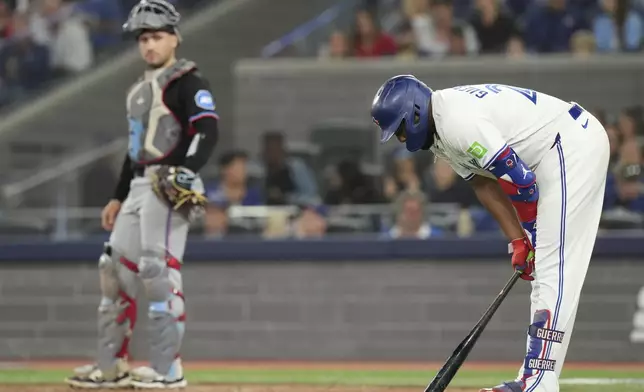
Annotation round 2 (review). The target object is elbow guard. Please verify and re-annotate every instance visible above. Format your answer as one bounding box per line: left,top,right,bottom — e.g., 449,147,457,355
489,147,539,203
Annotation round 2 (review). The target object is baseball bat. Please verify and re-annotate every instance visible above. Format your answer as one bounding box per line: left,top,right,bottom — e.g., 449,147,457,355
424,269,523,392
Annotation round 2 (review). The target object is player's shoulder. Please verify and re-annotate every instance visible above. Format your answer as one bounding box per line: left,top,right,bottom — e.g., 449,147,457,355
176,63,211,88
432,89,481,127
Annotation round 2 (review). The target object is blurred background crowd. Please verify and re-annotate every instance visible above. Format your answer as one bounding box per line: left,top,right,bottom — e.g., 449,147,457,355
0,0,201,107
318,0,644,59
0,0,643,241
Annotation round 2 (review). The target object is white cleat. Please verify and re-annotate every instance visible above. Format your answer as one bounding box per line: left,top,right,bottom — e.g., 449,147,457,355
129,359,187,389
64,359,132,389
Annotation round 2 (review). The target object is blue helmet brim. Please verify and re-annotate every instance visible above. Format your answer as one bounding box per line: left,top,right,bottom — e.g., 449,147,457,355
378,114,404,144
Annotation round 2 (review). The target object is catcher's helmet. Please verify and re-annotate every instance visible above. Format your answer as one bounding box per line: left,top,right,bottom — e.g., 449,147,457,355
123,0,181,39
371,75,433,152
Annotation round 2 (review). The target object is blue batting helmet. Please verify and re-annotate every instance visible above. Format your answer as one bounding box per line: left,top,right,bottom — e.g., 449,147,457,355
371,75,433,152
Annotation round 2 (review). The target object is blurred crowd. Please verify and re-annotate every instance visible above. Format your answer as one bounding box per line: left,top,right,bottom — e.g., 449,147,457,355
318,0,644,59
184,104,644,240
0,0,202,108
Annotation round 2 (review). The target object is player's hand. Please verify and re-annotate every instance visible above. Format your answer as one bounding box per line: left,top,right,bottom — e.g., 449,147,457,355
101,199,122,232
511,236,535,281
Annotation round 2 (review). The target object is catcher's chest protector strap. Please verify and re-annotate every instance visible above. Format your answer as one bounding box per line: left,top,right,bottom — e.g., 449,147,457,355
156,58,196,89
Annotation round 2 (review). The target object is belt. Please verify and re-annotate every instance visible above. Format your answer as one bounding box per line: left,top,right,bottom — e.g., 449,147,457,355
134,167,145,177
551,103,583,149
568,103,583,120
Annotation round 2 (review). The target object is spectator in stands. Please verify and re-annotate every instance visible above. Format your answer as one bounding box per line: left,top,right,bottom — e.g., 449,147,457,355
318,30,350,59
291,203,328,239
203,196,230,239
570,30,597,56
395,19,419,59
206,150,263,206
505,34,527,57
261,131,319,206
352,8,397,57
424,157,479,207
606,122,622,168
385,190,443,239
604,161,644,212
74,0,125,53
0,12,50,104
470,0,520,53
423,0,479,57
0,0,13,40
593,0,643,52
383,147,421,202
523,0,583,53
31,0,94,74
505,0,532,18
448,23,470,55
324,159,380,205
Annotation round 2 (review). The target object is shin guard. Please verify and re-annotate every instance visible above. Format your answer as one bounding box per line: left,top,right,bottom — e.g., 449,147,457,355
139,255,185,375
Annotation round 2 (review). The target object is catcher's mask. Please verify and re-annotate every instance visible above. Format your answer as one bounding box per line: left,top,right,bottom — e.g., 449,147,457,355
123,0,182,43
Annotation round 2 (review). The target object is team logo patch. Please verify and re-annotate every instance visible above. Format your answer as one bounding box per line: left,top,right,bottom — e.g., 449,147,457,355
525,357,556,372
506,158,514,168
466,141,488,160
195,90,215,111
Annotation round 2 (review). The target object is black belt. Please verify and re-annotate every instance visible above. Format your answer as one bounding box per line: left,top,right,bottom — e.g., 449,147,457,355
133,167,146,177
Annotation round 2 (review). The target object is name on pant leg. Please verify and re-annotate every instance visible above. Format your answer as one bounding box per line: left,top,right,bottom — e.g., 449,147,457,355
525,357,557,372
529,325,565,343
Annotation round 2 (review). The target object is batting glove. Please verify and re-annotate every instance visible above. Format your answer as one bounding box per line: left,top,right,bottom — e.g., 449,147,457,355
510,236,535,281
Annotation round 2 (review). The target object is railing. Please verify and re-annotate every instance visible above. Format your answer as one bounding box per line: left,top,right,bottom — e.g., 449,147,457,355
260,0,358,58
0,203,642,242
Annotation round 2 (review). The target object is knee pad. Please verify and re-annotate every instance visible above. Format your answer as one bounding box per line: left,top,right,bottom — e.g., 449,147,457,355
139,253,172,302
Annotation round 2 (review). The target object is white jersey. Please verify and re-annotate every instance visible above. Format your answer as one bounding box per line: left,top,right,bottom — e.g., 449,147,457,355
429,84,575,180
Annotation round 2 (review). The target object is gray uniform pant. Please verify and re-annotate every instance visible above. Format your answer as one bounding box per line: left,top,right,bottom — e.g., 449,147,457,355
98,174,188,376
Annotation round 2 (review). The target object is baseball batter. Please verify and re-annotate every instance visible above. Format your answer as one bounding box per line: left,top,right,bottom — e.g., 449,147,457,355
65,0,218,389
371,76,609,392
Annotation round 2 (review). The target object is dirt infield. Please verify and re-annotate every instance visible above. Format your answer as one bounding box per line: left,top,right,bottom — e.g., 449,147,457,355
0,387,476,392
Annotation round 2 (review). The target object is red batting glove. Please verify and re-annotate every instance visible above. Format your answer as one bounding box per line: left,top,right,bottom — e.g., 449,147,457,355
511,236,535,281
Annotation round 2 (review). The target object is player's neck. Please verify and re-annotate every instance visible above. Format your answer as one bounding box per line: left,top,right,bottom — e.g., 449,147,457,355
144,56,178,80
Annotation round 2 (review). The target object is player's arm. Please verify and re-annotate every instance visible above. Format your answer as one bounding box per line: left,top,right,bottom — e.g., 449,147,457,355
179,71,219,174
113,153,134,202
447,116,535,280
469,175,525,241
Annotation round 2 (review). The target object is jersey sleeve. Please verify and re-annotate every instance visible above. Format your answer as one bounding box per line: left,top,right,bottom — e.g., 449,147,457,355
445,157,475,180
179,71,219,123
179,71,219,173
445,114,509,178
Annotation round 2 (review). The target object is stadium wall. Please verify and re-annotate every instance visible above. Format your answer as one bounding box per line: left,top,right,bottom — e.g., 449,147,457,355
0,238,643,362
233,56,644,157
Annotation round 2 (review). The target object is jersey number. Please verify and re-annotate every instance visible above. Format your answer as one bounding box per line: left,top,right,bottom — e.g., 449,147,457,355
485,84,537,105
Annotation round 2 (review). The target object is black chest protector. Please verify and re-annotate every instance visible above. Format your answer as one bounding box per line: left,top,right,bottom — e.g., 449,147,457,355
126,59,196,164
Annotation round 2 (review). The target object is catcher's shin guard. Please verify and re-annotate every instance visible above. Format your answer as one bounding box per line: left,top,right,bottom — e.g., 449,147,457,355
139,253,186,376
96,245,138,375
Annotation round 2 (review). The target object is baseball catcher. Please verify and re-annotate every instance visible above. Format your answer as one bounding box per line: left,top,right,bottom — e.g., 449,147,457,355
65,0,218,388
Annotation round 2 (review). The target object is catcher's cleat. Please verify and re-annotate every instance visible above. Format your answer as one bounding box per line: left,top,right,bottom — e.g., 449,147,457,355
479,380,525,392
129,359,187,389
64,358,131,389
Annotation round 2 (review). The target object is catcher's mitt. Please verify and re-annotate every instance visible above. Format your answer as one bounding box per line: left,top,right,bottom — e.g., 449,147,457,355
151,165,208,218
